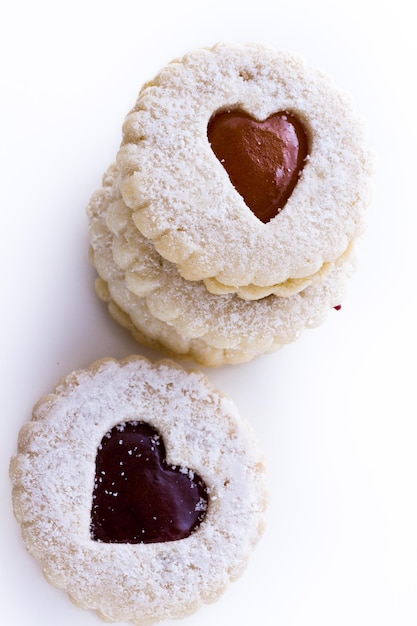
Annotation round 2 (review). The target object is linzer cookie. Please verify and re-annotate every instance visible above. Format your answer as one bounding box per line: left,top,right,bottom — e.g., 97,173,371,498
117,42,373,299
87,164,356,367
9,356,267,624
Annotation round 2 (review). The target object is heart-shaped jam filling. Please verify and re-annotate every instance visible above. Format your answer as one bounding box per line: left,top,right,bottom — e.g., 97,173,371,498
90,421,208,544
207,109,309,223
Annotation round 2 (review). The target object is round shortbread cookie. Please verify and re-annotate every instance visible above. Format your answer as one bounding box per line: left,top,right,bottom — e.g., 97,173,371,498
87,164,356,367
10,356,267,625
116,42,372,296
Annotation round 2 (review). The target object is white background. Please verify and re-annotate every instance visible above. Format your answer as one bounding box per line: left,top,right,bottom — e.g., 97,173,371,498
1,1,416,624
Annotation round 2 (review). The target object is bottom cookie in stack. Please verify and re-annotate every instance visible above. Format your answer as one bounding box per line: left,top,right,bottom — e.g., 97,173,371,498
87,164,356,367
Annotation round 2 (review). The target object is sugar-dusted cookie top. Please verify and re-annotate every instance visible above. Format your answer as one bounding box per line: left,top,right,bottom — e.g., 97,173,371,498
117,42,373,294
10,356,267,624
87,164,356,367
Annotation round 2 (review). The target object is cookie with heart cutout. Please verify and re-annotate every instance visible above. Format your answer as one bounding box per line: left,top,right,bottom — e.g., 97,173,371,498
87,163,356,367
116,41,373,299
9,355,267,625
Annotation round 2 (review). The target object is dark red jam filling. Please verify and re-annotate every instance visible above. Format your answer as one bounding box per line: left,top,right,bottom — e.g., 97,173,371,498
90,421,208,544
208,109,309,223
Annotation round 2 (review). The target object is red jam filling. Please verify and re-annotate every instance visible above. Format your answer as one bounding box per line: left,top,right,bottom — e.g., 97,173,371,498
90,421,208,544
207,109,309,223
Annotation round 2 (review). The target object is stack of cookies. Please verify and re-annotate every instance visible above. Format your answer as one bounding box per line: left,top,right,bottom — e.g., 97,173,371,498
87,42,373,366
